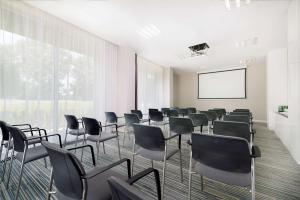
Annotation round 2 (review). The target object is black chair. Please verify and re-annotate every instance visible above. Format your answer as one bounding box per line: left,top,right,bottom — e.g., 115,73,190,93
186,107,197,114
148,111,167,127
108,168,161,200
124,113,141,145
166,109,179,118
224,115,256,136
161,108,170,116
214,108,226,115
6,126,62,200
213,121,252,143
105,112,125,129
208,109,223,120
234,109,250,112
149,109,159,114
1,121,48,181
131,110,149,123
82,117,121,162
169,117,194,136
188,133,261,200
230,111,253,119
178,108,188,117
64,115,85,147
188,113,209,133
42,141,132,200
132,124,183,198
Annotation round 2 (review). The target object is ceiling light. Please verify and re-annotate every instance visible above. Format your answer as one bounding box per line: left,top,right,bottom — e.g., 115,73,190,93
236,0,240,8
225,0,231,10
137,24,160,40
246,0,251,4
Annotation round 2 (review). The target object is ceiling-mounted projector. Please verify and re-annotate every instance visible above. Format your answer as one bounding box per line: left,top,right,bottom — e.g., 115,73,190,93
188,43,209,56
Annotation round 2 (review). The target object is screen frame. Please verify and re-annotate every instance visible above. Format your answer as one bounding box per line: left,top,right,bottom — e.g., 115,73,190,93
197,68,247,99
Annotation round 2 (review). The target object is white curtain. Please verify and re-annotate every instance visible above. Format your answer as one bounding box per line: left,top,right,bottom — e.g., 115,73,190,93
137,57,164,113
0,0,118,132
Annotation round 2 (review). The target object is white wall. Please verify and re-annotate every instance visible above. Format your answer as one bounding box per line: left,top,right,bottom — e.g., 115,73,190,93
267,48,288,130
163,67,174,107
173,63,267,122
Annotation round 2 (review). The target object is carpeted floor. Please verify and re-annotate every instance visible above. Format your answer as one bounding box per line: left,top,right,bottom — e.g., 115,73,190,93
1,123,300,200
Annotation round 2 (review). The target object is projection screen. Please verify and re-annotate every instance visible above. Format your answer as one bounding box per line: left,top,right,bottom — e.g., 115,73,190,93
198,68,246,99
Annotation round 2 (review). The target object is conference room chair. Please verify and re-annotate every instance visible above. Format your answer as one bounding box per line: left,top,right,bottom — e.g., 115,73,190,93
148,110,167,127
166,109,179,118
214,108,226,115
234,109,250,112
6,126,62,200
132,124,183,198
208,109,223,120
105,112,125,132
178,108,188,117
42,141,133,200
188,133,261,200
0,121,48,180
64,115,85,149
213,121,252,144
131,110,149,123
188,113,209,133
199,111,217,131
124,113,148,146
161,108,170,116
82,117,121,162
149,108,159,114
224,115,256,136
230,111,253,119
108,168,161,200
186,107,197,114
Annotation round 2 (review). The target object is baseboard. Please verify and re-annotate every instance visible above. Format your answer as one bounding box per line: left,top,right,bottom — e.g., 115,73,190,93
253,120,267,123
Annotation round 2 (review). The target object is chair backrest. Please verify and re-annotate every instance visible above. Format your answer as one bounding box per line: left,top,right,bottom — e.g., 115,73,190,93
169,117,194,135
166,109,179,117
186,107,197,114
42,141,85,199
214,108,226,115
131,110,143,120
161,108,170,115
188,113,208,127
105,112,118,123
191,133,251,173
7,126,27,152
149,111,164,122
108,177,152,200
224,115,250,124
234,109,250,113
178,108,188,116
0,121,10,141
64,115,79,129
82,117,101,135
132,124,165,151
124,114,140,126
149,109,159,114
199,111,217,121
208,109,222,119
213,121,251,142
230,112,250,116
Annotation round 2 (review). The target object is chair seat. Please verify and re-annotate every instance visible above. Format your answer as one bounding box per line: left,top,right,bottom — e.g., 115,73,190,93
193,162,251,187
4,137,43,149
87,133,117,143
55,169,127,200
136,146,179,161
68,128,85,136
16,145,48,164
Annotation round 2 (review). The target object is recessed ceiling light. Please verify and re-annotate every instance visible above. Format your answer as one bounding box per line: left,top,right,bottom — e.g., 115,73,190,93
225,0,231,10
236,0,240,8
137,24,160,40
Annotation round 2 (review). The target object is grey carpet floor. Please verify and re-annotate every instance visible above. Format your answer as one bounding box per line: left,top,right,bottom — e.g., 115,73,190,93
1,123,300,200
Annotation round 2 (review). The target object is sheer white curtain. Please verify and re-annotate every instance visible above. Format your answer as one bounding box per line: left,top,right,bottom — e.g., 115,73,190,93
0,0,118,132
137,57,164,113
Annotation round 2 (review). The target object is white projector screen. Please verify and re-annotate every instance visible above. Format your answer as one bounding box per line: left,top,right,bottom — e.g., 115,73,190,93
198,68,246,99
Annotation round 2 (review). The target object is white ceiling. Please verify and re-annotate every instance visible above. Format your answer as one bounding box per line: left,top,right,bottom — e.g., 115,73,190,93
25,0,290,72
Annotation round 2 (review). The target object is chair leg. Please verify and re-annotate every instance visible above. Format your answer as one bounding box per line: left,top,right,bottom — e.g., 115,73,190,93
179,149,183,183
131,140,135,175
161,147,167,199
0,143,3,161
74,134,79,154
102,142,106,154
63,130,68,147
6,148,15,187
47,168,54,200
15,150,27,200
251,158,255,200
188,149,193,200
44,158,48,169
151,160,154,168
96,142,100,162
123,132,126,146
200,175,204,191
2,142,11,180
117,138,121,159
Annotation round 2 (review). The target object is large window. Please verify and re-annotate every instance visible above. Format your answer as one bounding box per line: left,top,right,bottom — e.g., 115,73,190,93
0,0,118,132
